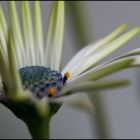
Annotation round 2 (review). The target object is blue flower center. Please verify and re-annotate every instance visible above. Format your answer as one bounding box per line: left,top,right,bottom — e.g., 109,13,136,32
19,66,63,98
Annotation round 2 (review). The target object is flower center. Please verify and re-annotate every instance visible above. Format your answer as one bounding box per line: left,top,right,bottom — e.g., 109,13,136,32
19,66,64,98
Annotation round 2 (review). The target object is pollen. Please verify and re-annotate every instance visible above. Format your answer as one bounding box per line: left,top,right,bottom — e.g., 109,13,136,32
48,87,56,97
63,71,71,84
64,71,71,78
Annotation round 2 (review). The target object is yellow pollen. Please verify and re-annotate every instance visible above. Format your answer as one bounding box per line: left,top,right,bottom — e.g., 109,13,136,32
64,71,70,78
48,87,56,96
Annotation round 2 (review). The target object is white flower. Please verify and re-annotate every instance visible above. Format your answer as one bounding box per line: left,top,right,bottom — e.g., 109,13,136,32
0,1,140,117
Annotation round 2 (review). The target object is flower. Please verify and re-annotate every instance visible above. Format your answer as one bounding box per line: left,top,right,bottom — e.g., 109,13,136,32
0,1,140,139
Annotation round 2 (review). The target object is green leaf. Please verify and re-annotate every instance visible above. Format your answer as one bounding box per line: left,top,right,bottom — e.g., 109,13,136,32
46,1,64,71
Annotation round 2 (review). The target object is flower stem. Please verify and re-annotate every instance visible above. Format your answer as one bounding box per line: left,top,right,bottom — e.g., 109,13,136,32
66,2,110,138
26,118,50,139
90,93,110,139
65,1,91,49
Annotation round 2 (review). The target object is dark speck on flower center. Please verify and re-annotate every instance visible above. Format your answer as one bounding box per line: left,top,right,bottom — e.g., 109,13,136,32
19,66,64,98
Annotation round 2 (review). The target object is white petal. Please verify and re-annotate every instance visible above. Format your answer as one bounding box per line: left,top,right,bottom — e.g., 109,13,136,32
0,4,8,60
62,23,128,74
128,55,140,67
117,48,140,59
0,41,11,91
62,42,97,73
0,75,4,95
68,57,134,86
7,31,26,99
21,1,36,66
60,80,129,96
34,1,44,65
90,48,140,70
62,27,140,79
76,27,140,78
8,1,26,67
0,24,7,59
0,4,7,37
45,1,64,71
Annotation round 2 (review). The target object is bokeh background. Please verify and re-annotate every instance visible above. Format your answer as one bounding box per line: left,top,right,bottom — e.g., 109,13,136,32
0,1,140,139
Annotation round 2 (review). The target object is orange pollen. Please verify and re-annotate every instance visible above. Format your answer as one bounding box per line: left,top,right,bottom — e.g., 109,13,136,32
64,71,71,78
48,87,56,96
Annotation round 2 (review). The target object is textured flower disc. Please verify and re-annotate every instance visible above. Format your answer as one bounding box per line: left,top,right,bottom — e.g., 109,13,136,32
19,66,63,98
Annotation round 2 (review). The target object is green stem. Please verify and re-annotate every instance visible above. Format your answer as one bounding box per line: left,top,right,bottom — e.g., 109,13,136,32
90,93,110,139
66,1,110,139
66,1,91,50
26,119,50,139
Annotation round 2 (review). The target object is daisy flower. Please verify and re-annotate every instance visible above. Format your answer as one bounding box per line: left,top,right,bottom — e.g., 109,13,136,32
0,1,140,139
